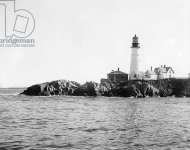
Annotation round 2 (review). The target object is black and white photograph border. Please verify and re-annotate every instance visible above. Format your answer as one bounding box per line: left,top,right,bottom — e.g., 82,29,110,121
0,0,189,150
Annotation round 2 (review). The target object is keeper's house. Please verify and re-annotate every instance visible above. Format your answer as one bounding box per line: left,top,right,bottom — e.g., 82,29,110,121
144,65,174,80
101,68,129,83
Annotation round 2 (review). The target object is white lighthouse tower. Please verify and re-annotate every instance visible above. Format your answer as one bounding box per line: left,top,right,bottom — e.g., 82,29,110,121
130,35,140,79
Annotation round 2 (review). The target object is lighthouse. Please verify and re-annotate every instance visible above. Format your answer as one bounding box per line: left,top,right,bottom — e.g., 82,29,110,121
130,35,140,79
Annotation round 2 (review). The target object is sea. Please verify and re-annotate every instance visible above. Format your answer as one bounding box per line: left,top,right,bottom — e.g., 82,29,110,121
0,88,190,150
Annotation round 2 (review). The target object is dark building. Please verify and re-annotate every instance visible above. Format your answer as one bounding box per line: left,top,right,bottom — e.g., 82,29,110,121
107,68,129,83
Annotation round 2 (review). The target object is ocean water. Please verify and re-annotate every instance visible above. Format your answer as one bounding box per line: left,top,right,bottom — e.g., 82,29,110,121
0,89,190,150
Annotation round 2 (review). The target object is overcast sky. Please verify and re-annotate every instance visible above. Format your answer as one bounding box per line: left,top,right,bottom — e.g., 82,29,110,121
0,0,189,87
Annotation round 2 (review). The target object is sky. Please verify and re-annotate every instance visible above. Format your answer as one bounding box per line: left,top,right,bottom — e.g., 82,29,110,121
0,0,189,87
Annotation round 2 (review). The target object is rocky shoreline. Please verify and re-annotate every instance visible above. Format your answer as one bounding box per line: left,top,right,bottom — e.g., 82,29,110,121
21,78,190,97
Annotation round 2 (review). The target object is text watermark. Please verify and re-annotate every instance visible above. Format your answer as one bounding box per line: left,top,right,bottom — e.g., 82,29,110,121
0,0,36,47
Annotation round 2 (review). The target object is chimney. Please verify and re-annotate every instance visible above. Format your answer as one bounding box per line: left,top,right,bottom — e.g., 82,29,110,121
118,68,120,71
151,66,153,71
164,65,166,68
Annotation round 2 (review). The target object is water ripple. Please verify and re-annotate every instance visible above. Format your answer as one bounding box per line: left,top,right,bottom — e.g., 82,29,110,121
0,96,190,149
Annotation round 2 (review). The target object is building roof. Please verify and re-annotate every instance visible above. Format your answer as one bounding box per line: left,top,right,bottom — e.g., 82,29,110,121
108,70,127,75
108,68,128,75
154,66,174,74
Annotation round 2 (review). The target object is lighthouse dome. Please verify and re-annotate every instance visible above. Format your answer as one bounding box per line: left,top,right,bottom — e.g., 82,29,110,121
131,34,140,48
133,34,138,43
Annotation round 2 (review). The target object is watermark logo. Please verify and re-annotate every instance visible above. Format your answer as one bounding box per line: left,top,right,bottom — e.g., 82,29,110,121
0,0,35,47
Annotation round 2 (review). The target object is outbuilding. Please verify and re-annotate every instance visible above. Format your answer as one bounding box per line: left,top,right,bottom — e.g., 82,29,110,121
107,68,129,83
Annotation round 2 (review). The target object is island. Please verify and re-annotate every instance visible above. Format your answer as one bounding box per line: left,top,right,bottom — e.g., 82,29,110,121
21,78,190,97
20,35,190,97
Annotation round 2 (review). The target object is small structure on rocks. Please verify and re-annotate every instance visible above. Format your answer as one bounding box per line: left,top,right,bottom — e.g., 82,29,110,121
101,68,128,84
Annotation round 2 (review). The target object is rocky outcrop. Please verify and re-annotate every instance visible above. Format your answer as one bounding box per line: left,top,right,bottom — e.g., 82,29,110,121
101,81,159,97
98,80,113,96
73,82,99,96
21,78,190,97
21,80,100,97
171,79,190,97
21,80,80,96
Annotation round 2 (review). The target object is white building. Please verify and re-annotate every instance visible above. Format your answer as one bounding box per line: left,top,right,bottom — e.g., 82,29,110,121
144,67,157,80
154,65,174,79
129,35,140,79
144,65,174,80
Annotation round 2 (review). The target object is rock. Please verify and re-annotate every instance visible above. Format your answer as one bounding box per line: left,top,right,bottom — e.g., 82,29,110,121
116,85,143,97
171,79,188,97
141,82,159,97
73,81,99,96
21,80,80,96
99,81,113,96
21,84,42,96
